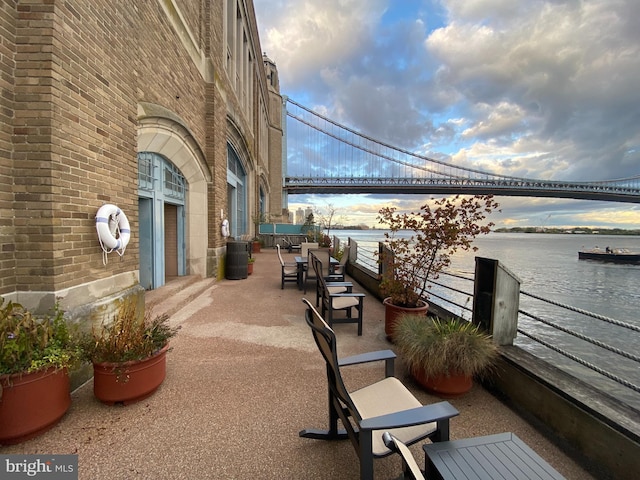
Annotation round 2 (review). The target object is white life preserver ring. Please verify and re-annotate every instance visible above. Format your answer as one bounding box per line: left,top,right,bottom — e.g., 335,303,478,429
96,204,131,253
221,219,230,238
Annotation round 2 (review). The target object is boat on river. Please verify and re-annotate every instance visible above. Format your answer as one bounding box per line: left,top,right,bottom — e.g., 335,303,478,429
578,247,640,264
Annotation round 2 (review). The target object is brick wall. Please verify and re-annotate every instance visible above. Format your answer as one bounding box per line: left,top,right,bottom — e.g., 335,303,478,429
10,1,136,291
1,0,281,297
6,0,201,293
0,0,17,292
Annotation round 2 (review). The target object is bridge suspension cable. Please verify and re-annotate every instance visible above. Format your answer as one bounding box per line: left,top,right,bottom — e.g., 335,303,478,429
287,97,474,180
284,97,640,202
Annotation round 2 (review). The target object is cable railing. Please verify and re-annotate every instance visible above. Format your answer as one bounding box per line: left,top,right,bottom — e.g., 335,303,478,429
352,243,378,272
346,238,640,406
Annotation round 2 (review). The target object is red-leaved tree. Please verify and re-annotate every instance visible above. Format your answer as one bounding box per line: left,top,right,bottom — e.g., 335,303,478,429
377,195,500,308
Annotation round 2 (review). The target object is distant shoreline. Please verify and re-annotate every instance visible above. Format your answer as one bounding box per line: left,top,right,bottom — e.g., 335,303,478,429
493,227,640,236
332,226,640,235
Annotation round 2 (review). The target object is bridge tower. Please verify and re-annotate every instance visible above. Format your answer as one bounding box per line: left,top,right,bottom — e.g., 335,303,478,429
262,54,287,223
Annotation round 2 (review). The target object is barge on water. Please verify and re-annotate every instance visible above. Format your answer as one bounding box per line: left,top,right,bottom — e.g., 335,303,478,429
578,247,640,264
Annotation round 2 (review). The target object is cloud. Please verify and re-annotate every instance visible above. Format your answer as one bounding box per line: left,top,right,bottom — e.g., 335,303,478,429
255,0,443,148
426,0,640,180
255,0,640,228
256,0,387,88
461,102,527,140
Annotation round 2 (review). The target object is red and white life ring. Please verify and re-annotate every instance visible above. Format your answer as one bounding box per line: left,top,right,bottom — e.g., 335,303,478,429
96,204,131,252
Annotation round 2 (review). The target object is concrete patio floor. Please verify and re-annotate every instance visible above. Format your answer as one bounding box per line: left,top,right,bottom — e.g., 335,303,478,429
1,248,605,479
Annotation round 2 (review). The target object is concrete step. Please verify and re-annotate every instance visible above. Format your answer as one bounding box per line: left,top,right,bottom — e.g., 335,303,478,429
144,276,216,319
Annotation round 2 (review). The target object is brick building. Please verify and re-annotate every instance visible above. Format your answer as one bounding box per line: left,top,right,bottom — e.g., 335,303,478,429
0,0,283,320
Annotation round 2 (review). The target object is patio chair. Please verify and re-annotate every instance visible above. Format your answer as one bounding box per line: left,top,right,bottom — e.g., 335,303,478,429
382,432,425,480
299,299,459,480
332,244,350,281
283,236,301,253
302,247,327,293
276,245,298,289
310,250,349,306
314,256,364,335
300,242,318,259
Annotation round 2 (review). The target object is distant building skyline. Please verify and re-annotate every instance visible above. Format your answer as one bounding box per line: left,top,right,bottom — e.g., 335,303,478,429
294,206,315,224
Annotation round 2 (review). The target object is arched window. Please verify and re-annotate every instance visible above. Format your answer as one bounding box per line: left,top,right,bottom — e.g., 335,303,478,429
227,144,247,237
259,186,265,218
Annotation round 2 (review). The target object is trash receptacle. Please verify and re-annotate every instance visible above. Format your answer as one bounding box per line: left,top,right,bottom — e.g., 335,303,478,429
226,241,249,280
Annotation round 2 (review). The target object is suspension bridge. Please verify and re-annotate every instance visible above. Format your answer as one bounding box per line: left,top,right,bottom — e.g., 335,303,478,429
283,98,640,203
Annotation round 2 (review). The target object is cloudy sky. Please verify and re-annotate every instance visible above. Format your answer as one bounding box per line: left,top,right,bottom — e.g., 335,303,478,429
253,0,640,229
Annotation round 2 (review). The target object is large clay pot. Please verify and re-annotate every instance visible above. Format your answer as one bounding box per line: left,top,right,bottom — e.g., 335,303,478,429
252,241,261,253
92,344,168,406
412,368,473,398
0,368,71,445
383,297,429,341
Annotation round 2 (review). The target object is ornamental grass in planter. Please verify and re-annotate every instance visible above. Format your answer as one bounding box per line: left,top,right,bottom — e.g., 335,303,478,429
394,314,498,397
81,298,179,405
0,299,81,444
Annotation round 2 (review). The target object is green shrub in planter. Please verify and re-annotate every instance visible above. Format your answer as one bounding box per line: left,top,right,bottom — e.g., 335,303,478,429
0,299,81,376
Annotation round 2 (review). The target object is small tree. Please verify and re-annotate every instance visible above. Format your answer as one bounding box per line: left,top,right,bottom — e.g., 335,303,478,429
314,203,348,247
377,195,499,308
301,212,317,241
252,212,269,240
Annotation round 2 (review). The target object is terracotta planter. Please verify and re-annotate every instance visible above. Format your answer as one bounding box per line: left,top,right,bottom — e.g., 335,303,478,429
383,297,429,341
252,241,261,253
412,368,473,398
92,344,169,406
0,368,71,445
248,262,254,275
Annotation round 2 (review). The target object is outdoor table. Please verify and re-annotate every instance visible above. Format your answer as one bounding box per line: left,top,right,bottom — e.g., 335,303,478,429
294,255,338,290
423,432,566,480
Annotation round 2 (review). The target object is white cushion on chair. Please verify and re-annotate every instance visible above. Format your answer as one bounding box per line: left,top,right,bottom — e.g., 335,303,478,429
350,377,437,456
327,285,347,294
330,296,359,310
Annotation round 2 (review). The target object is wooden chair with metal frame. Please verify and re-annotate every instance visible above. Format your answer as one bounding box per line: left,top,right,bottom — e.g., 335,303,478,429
299,299,459,480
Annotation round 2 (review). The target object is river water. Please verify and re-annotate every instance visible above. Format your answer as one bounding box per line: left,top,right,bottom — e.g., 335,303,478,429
337,230,640,411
